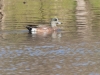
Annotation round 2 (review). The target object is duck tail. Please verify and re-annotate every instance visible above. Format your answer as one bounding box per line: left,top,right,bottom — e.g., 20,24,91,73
26,25,32,33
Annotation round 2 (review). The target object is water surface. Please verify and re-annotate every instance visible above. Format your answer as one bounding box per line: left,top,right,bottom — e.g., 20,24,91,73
0,0,100,75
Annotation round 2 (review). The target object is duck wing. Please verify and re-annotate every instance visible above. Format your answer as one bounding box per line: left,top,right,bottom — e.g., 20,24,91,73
26,25,38,28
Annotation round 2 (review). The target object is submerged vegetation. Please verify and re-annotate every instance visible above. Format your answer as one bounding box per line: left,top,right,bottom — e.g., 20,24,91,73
88,0,100,32
1,0,100,32
89,0,100,7
3,0,76,30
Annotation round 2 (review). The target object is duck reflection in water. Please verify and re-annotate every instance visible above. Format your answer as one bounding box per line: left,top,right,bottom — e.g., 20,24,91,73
26,18,62,38
28,30,62,39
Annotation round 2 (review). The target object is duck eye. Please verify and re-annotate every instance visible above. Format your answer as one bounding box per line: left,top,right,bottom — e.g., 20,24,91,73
54,19,57,21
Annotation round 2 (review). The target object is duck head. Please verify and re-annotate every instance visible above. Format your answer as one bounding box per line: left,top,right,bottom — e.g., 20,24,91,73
51,18,62,28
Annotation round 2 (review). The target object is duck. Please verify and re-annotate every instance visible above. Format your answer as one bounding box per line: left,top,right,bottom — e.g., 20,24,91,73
26,18,62,33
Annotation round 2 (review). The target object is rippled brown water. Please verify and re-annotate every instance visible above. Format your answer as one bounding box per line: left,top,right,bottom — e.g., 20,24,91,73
0,0,100,75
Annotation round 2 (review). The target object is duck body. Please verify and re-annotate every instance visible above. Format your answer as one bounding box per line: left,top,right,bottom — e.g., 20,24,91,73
26,18,62,33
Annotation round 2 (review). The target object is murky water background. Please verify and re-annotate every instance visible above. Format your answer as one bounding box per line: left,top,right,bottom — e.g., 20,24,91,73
0,0,100,75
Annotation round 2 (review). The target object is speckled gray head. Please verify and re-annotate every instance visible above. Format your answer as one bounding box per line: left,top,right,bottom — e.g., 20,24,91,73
51,18,62,27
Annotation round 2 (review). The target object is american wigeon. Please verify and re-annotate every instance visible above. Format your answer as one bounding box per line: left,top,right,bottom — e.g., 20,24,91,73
26,18,62,33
